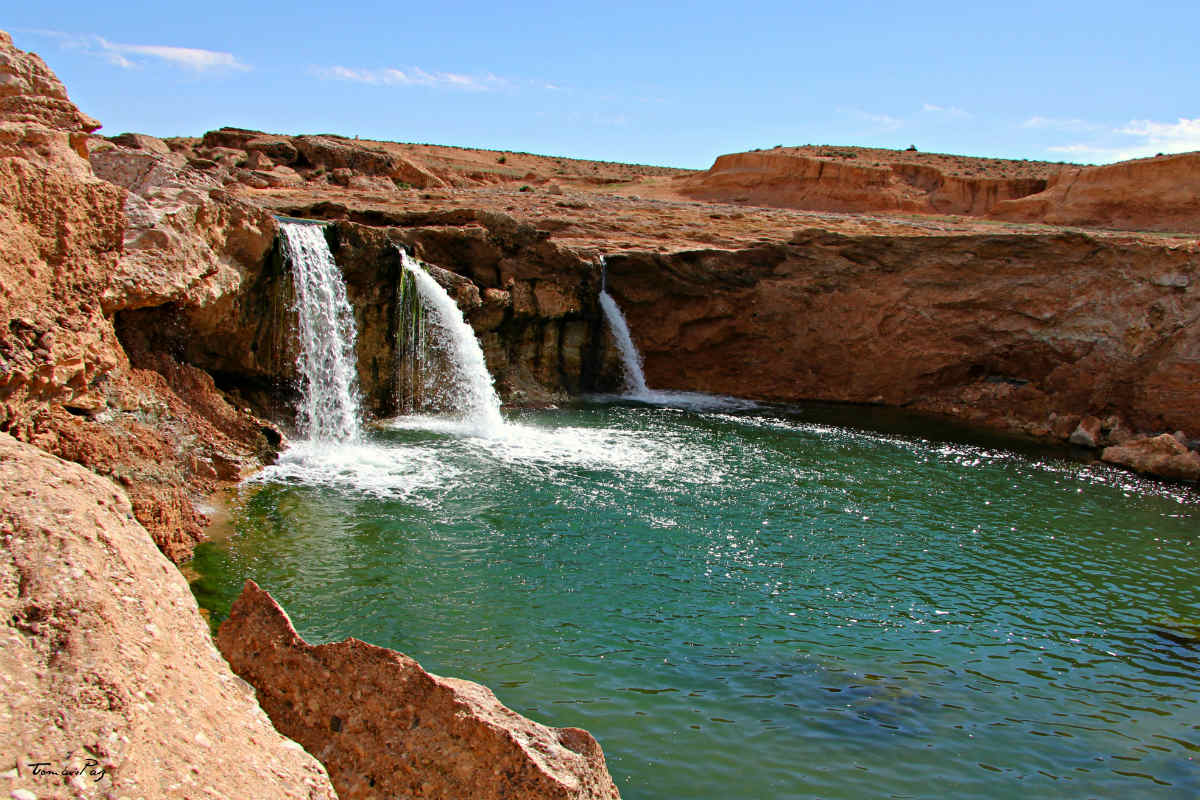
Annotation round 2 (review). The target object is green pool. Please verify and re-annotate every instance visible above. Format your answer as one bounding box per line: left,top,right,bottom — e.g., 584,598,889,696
190,402,1200,799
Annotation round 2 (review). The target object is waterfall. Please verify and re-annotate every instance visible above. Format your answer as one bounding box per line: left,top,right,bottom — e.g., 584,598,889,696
396,250,504,435
599,290,650,397
278,220,362,441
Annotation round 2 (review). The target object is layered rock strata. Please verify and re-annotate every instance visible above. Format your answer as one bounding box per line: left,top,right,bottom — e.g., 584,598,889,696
218,581,622,800
677,145,1200,234
676,148,1049,218
604,229,1199,446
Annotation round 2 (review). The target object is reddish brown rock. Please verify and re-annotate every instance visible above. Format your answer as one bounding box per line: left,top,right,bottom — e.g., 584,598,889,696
677,148,1050,217
107,131,175,157
991,152,1200,233
217,580,622,800
1,31,283,562
1101,434,1200,481
0,434,336,800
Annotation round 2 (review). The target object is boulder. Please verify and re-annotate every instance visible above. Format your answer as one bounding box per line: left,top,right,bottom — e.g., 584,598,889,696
294,134,398,175
0,434,336,799
88,143,276,313
217,580,622,800
1101,433,1200,481
108,131,173,156
245,135,299,165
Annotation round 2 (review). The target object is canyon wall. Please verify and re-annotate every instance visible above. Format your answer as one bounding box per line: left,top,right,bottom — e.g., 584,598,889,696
604,229,1200,442
990,152,1200,233
677,149,1048,217
679,147,1200,233
0,31,342,798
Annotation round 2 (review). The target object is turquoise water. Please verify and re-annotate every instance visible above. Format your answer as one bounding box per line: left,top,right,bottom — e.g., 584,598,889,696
191,403,1200,798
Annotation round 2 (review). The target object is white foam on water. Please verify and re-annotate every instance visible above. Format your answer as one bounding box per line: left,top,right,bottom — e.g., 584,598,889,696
382,414,726,484
248,439,458,502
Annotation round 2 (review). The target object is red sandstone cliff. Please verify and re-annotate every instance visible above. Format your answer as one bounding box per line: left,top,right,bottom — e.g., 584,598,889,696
675,145,1200,234
675,148,1050,217
989,151,1200,233
604,229,1200,448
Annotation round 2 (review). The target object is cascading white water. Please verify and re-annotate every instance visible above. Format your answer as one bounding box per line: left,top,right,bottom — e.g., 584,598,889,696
598,270,756,412
399,251,505,435
599,290,650,397
278,221,362,441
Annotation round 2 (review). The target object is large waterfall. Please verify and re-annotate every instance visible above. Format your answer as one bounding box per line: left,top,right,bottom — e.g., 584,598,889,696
395,250,504,435
278,220,362,441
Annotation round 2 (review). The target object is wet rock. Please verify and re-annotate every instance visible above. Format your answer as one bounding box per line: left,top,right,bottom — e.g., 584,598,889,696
218,581,622,800
0,434,336,800
1068,415,1102,448
1101,434,1200,481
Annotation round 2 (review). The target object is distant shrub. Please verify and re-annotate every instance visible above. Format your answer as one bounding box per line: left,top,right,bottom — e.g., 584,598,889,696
497,155,507,164
518,185,532,192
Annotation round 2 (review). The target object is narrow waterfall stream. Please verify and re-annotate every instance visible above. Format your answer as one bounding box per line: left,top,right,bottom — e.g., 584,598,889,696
278,220,362,442
599,290,651,397
392,250,505,436
599,273,754,412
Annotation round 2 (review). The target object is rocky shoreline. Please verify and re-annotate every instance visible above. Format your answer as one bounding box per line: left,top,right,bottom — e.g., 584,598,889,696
1,28,1197,798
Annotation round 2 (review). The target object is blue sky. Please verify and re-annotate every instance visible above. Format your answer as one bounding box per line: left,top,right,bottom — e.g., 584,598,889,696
9,1,1199,169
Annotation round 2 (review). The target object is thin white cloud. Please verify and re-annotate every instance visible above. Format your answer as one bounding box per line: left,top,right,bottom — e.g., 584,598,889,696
1022,116,1100,132
1117,117,1200,152
922,103,970,118
107,41,247,71
838,107,903,132
315,65,508,91
17,29,248,72
1046,116,1200,163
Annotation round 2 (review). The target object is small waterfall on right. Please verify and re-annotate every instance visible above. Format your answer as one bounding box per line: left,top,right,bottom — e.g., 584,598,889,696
597,259,756,412
395,250,505,435
598,290,650,398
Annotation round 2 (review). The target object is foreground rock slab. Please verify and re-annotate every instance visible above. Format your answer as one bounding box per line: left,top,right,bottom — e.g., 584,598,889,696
218,580,622,800
0,433,335,799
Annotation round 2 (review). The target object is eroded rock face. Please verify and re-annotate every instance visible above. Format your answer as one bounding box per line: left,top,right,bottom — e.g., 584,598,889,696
218,580,622,800
991,153,1200,233
88,141,277,314
1101,434,1200,481
0,30,98,177
677,145,1200,233
0,433,336,799
604,230,1200,443
0,31,283,561
677,149,1049,217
